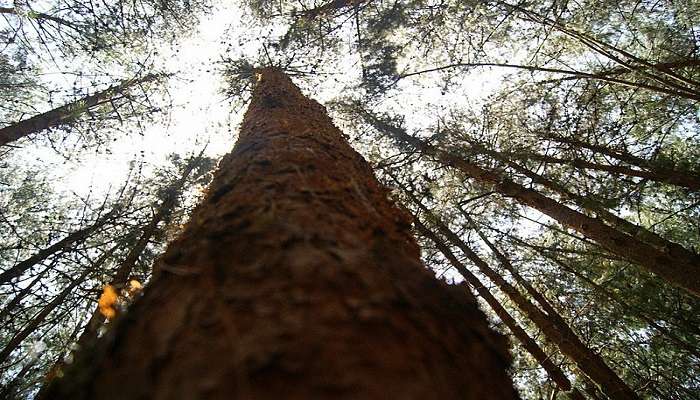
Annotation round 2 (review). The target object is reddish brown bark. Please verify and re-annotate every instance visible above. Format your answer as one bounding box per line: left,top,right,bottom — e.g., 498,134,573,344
41,69,517,399
413,218,585,400
362,110,700,297
0,74,159,147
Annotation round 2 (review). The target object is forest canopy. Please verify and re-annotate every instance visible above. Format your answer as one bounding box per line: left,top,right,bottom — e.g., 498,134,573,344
1,0,699,399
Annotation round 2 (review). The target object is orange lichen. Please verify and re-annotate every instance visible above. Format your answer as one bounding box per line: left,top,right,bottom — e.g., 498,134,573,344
127,279,143,296
98,284,118,320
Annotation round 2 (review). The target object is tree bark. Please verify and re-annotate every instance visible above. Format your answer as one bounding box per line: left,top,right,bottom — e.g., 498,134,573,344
413,218,585,400
0,74,159,147
404,190,639,400
41,68,518,399
361,109,700,297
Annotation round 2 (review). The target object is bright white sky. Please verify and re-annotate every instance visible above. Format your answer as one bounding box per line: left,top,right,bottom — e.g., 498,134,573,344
4,1,520,237
33,1,512,201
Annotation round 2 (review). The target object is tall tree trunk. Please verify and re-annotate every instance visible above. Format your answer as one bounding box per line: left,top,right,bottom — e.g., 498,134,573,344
505,150,700,191
0,209,117,285
360,109,700,297
532,248,700,359
404,190,639,400
544,135,700,190
41,68,517,399
413,218,585,400
0,245,115,365
462,141,699,262
0,74,159,146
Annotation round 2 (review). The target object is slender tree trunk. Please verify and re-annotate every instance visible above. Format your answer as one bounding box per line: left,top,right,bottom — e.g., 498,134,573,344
488,226,700,340
545,135,700,190
361,109,700,297
0,6,81,30
413,218,585,400
74,158,199,351
533,249,700,359
0,74,159,146
505,150,700,191
463,142,699,262
0,210,117,285
404,189,639,400
496,1,700,95
41,68,517,399
0,358,35,399
0,264,51,322
0,267,94,365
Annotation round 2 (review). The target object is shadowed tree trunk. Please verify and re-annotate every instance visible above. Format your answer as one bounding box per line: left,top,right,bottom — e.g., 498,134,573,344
0,209,117,285
412,217,586,400
360,109,700,297
544,134,700,190
0,74,159,146
40,68,518,399
503,150,700,191
72,157,201,352
459,141,699,261
0,245,117,366
403,189,639,400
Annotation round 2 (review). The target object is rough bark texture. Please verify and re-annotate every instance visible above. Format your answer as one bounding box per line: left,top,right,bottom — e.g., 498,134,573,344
411,201,639,400
413,218,585,400
362,110,700,297
42,69,517,400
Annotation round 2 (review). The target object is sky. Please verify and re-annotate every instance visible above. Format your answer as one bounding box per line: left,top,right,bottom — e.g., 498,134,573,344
10,1,512,203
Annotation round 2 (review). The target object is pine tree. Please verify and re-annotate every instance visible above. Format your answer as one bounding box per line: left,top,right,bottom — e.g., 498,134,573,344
41,68,518,399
